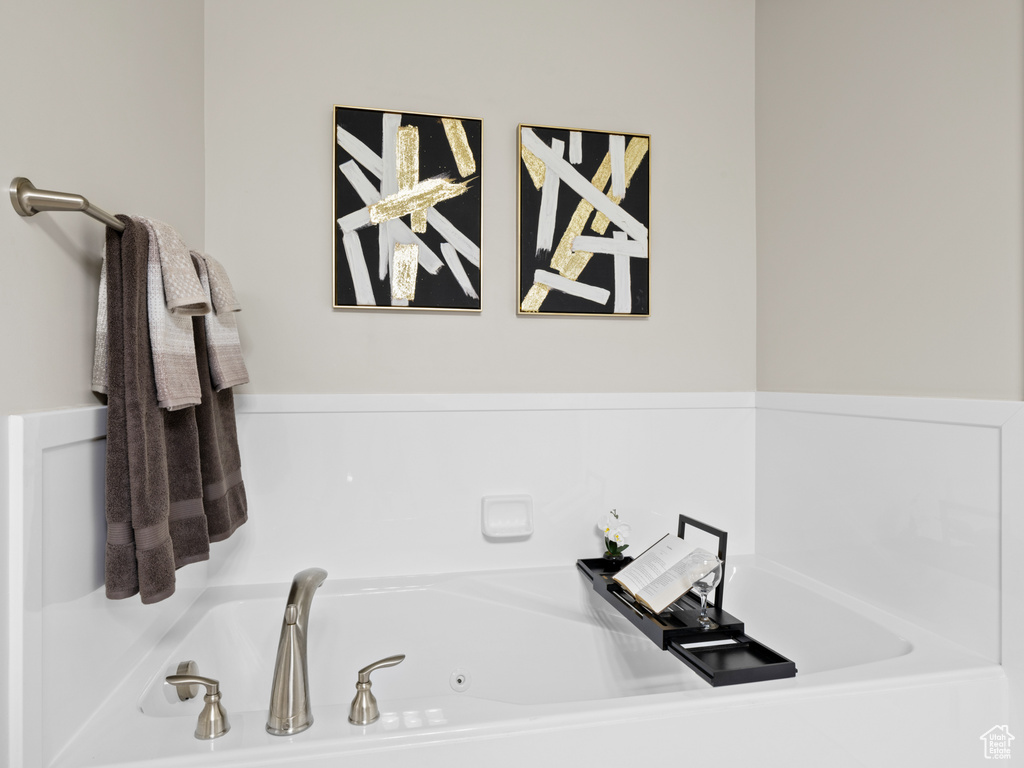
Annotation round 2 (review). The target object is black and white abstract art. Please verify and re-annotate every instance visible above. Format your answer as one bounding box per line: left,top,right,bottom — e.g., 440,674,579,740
334,105,482,310
518,124,650,316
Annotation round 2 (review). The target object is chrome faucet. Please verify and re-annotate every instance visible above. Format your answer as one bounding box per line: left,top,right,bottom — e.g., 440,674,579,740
266,567,328,736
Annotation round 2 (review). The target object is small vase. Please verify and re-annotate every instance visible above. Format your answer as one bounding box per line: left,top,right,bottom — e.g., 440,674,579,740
602,552,628,571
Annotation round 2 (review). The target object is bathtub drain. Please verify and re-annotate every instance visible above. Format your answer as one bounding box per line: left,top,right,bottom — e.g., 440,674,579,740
449,669,471,693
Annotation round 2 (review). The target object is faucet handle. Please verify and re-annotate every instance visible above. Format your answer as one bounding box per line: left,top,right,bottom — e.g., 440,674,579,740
165,674,230,740
356,654,406,683
349,654,406,725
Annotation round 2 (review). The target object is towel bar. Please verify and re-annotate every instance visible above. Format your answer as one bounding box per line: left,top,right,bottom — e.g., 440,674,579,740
9,177,124,231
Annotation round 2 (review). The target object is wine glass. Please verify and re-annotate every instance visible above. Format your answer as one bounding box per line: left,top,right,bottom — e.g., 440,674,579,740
693,562,724,630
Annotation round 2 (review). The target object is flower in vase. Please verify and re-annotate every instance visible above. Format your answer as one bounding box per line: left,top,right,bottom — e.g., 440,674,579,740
597,509,630,557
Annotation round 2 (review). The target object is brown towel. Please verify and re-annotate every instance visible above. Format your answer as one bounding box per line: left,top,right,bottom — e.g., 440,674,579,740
103,217,211,603
191,255,248,540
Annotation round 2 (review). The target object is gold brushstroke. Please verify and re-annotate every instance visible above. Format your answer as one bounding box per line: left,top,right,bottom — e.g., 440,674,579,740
521,145,546,190
591,137,649,235
392,243,419,301
410,207,427,234
548,153,612,275
520,283,550,313
369,177,470,225
442,119,476,177
396,126,420,190
562,250,593,281
396,126,427,233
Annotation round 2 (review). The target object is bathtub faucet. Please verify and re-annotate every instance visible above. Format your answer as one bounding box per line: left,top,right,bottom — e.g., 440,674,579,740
267,567,328,736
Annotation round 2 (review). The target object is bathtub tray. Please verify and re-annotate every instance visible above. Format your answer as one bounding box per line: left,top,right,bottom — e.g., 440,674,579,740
667,635,797,686
577,557,797,686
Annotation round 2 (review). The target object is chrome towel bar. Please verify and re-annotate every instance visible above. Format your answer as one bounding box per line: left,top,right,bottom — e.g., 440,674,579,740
9,176,124,232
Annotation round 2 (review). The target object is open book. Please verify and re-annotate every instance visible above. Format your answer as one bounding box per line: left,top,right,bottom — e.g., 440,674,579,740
612,534,721,614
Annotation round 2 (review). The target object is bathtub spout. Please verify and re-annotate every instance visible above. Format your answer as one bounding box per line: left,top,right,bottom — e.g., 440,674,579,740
267,567,328,736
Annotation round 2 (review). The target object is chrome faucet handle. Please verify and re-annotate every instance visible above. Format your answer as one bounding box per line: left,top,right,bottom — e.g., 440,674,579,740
348,654,406,725
165,674,230,740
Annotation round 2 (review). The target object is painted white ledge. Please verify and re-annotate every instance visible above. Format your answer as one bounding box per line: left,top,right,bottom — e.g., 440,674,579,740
756,391,1024,428
233,392,756,414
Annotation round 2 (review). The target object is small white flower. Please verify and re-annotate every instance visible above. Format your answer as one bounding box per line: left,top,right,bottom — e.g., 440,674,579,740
597,509,622,536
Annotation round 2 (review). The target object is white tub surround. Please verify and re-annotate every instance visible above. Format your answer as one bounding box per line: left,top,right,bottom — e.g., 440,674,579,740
6,392,1019,768
756,391,1024,723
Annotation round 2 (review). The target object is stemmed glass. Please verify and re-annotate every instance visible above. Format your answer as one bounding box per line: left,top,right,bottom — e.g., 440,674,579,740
693,562,724,630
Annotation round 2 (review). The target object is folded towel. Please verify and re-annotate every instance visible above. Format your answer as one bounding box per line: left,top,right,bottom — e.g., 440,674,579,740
201,252,242,313
103,216,211,604
190,255,248,540
91,245,108,395
140,218,205,410
143,218,210,316
193,252,249,391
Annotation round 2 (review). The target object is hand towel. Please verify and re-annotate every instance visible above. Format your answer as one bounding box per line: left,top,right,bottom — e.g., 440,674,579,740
91,245,108,395
103,216,211,604
143,218,210,316
190,255,249,540
201,252,242,313
140,218,206,410
93,217,212,410
193,252,249,391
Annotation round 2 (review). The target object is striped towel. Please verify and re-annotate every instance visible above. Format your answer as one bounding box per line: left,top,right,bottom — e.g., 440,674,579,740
192,252,249,391
141,218,210,410
91,244,109,395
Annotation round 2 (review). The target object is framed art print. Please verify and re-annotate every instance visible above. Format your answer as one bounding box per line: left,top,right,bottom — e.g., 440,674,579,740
518,124,650,316
334,105,482,310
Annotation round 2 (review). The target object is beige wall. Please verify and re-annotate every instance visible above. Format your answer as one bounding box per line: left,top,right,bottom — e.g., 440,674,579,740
0,1,205,755
756,0,1024,400
203,0,758,394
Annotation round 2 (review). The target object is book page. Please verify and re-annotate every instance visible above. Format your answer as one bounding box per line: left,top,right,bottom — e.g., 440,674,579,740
613,534,689,595
635,548,719,614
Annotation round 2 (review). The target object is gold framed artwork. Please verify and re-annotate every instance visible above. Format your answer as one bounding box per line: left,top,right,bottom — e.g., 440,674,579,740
518,123,650,316
334,105,482,310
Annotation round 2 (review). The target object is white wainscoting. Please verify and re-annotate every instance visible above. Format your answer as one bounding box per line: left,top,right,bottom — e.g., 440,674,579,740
213,393,757,586
10,391,1023,765
755,392,1024,672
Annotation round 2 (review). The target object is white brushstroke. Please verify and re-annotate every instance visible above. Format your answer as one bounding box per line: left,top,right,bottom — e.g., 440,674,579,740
533,269,610,305
613,253,632,313
338,208,371,234
520,128,647,244
610,134,626,197
342,230,376,305
426,208,479,268
572,234,647,258
379,223,391,280
569,131,583,164
336,125,384,179
340,160,381,205
536,138,564,254
382,113,401,197
440,243,478,299
380,114,402,280
613,233,631,313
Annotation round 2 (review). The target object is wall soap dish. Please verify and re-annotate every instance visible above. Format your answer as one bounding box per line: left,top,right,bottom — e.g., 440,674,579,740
481,495,533,539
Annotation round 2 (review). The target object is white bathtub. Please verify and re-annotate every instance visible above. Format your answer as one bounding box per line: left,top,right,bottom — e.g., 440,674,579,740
50,556,1006,768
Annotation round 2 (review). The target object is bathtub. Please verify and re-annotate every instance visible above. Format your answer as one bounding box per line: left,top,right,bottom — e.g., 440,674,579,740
50,556,1005,768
